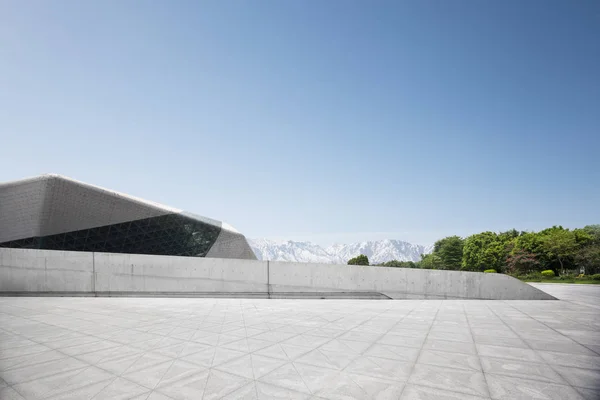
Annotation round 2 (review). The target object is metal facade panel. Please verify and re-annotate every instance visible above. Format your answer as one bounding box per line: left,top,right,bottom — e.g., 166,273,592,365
1,174,256,260
41,176,171,236
206,226,257,260
0,177,48,243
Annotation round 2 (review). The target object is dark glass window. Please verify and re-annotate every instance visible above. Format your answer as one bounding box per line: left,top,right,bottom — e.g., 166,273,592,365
0,214,221,257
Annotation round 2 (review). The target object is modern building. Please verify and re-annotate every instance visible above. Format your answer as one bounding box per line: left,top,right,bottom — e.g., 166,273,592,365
0,174,256,259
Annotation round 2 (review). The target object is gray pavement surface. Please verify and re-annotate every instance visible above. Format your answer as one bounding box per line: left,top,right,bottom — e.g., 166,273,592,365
0,285,599,400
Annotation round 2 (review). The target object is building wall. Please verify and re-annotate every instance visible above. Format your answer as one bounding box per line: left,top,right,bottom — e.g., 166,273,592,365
206,228,257,260
0,175,256,260
0,177,48,242
0,248,556,300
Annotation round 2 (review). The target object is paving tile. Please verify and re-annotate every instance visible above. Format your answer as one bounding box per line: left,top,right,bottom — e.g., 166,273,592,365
0,349,68,372
377,334,425,348
282,334,331,348
75,345,142,365
399,383,490,400
408,364,489,398
539,350,600,370
60,340,121,357
211,348,247,367
525,338,599,355
472,335,528,348
144,392,176,400
258,362,312,394
557,366,600,390
417,349,481,371
339,331,382,343
576,387,600,400
2,290,600,400
2,356,89,385
422,339,477,355
296,348,358,370
123,360,174,389
364,344,421,363
155,369,210,399
222,338,273,353
480,356,566,383
486,373,585,400
0,344,50,360
557,329,600,345
155,360,207,389
44,335,101,350
90,377,150,400
0,386,27,400
476,344,542,362
43,379,114,400
202,369,251,400
293,362,342,394
12,366,115,400
344,356,412,382
316,372,405,400
427,330,473,343
319,339,372,354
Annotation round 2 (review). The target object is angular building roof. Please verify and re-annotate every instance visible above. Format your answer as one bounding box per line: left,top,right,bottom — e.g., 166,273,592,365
0,174,256,259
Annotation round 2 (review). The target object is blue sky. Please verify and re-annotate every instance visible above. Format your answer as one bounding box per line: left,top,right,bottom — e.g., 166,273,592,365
1,1,599,246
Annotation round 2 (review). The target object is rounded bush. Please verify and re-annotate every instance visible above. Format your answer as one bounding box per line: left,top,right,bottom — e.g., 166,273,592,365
591,274,600,281
484,269,497,273
541,270,555,278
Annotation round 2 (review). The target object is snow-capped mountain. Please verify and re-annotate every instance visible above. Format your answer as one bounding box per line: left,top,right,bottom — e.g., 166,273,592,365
249,238,433,264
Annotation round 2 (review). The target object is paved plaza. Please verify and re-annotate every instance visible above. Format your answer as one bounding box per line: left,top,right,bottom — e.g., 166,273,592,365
0,285,599,400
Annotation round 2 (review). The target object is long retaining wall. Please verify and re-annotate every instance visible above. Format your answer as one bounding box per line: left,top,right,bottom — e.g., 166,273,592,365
0,248,555,300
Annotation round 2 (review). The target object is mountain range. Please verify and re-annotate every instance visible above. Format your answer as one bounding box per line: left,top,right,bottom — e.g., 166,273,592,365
248,239,433,264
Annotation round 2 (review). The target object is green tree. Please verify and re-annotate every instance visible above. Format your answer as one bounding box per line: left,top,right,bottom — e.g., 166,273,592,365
432,236,464,270
540,227,578,274
379,260,417,268
419,253,443,269
583,225,600,242
506,249,541,275
510,232,548,270
348,254,369,266
462,232,507,272
575,244,600,275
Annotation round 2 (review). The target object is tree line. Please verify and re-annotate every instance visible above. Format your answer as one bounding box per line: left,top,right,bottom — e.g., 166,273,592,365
349,225,600,276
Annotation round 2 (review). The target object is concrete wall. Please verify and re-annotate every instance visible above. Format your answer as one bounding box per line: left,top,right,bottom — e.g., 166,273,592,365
94,252,267,294
269,261,555,300
0,248,555,300
0,248,94,293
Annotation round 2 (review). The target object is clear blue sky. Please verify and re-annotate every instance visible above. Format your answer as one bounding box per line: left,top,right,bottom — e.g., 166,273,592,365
1,1,599,246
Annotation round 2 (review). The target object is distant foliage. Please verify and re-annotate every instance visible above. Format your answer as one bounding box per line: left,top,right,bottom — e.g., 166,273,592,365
378,260,418,268
433,236,464,270
484,269,497,273
506,249,541,275
414,225,600,275
541,270,555,278
419,253,443,270
347,254,369,266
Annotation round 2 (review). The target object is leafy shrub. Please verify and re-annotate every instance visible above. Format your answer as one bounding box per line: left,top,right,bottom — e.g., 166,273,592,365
541,270,555,278
560,273,576,280
347,254,369,266
591,274,600,281
484,269,497,273
517,272,542,281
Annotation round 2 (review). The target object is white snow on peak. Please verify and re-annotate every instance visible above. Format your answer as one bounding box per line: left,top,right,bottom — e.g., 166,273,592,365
248,238,432,264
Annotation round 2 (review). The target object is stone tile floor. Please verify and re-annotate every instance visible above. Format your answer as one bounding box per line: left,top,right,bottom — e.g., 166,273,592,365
0,284,598,400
